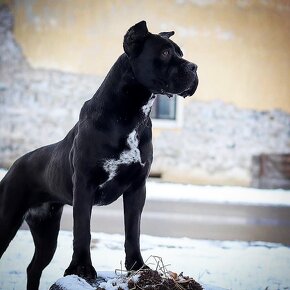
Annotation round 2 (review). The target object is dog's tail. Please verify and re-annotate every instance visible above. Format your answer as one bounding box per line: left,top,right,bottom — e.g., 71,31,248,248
0,163,29,258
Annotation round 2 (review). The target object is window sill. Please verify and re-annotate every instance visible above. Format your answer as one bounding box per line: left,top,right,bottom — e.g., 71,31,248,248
151,118,182,128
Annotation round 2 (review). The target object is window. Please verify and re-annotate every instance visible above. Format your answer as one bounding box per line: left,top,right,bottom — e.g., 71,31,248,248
150,94,183,128
151,94,177,120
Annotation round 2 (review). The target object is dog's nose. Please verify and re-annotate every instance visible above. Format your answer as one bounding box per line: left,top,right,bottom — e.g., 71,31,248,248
187,63,198,72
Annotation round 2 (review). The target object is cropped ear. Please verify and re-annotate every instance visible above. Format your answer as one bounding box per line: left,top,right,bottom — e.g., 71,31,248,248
159,31,183,56
123,21,149,57
159,31,175,38
172,42,183,57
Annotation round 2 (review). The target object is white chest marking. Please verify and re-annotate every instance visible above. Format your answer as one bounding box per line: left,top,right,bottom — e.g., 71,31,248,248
101,130,144,186
142,96,155,116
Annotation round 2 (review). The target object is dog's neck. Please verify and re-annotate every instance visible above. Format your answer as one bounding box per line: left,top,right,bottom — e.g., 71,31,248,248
85,54,154,127
99,53,152,105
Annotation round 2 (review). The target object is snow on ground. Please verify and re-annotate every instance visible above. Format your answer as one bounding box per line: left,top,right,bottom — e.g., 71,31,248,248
146,180,290,206
0,230,290,290
53,275,95,290
1,169,290,289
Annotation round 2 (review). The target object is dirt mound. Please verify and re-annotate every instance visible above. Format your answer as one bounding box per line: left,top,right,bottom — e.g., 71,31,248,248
97,269,203,290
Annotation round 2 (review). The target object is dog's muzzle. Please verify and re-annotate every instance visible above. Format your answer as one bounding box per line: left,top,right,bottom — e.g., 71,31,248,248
156,62,199,98
179,73,199,98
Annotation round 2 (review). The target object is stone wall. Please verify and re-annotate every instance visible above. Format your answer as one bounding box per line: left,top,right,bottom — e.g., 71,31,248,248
153,101,290,185
0,5,102,167
0,5,289,185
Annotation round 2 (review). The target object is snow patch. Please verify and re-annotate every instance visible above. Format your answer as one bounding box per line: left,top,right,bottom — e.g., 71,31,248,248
1,231,290,290
131,273,140,283
146,181,290,206
55,275,94,290
99,277,129,290
97,271,118,280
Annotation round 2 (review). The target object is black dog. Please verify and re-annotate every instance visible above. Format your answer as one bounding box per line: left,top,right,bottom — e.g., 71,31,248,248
0,21,198,290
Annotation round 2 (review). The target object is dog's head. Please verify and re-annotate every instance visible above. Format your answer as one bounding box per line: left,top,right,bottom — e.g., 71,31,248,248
123,21,198,98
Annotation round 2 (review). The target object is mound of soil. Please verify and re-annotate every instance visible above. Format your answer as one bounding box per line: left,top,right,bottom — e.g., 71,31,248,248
97,269,203,290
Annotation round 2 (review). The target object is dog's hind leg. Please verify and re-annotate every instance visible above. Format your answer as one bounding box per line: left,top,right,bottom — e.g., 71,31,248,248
25,203,63,290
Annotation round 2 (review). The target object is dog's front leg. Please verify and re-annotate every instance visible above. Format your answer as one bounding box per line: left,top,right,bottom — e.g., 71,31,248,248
64,172,97,280
123,184,147,271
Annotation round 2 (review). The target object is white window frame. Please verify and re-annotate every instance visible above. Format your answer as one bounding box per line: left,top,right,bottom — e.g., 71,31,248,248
151,96,184,128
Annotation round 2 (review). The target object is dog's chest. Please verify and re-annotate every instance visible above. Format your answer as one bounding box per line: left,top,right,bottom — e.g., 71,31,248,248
100,96,155,187
95,97,155,204
101,129,144,186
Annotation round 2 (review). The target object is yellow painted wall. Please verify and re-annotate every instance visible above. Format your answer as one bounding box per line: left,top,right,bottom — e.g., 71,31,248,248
10,0,290,112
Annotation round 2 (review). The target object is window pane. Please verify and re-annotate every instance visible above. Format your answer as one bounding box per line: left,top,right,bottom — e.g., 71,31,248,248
151,94,176,120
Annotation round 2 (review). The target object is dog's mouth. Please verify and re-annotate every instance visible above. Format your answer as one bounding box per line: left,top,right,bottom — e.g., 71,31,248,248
179,75,199,98
158,74,199,99
159,89,175,98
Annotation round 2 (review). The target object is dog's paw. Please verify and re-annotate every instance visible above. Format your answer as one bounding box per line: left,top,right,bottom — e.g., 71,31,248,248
125,259,150,271
64,264,97,281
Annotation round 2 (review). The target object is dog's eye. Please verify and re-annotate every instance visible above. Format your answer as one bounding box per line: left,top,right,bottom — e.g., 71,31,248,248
161,49,171,58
